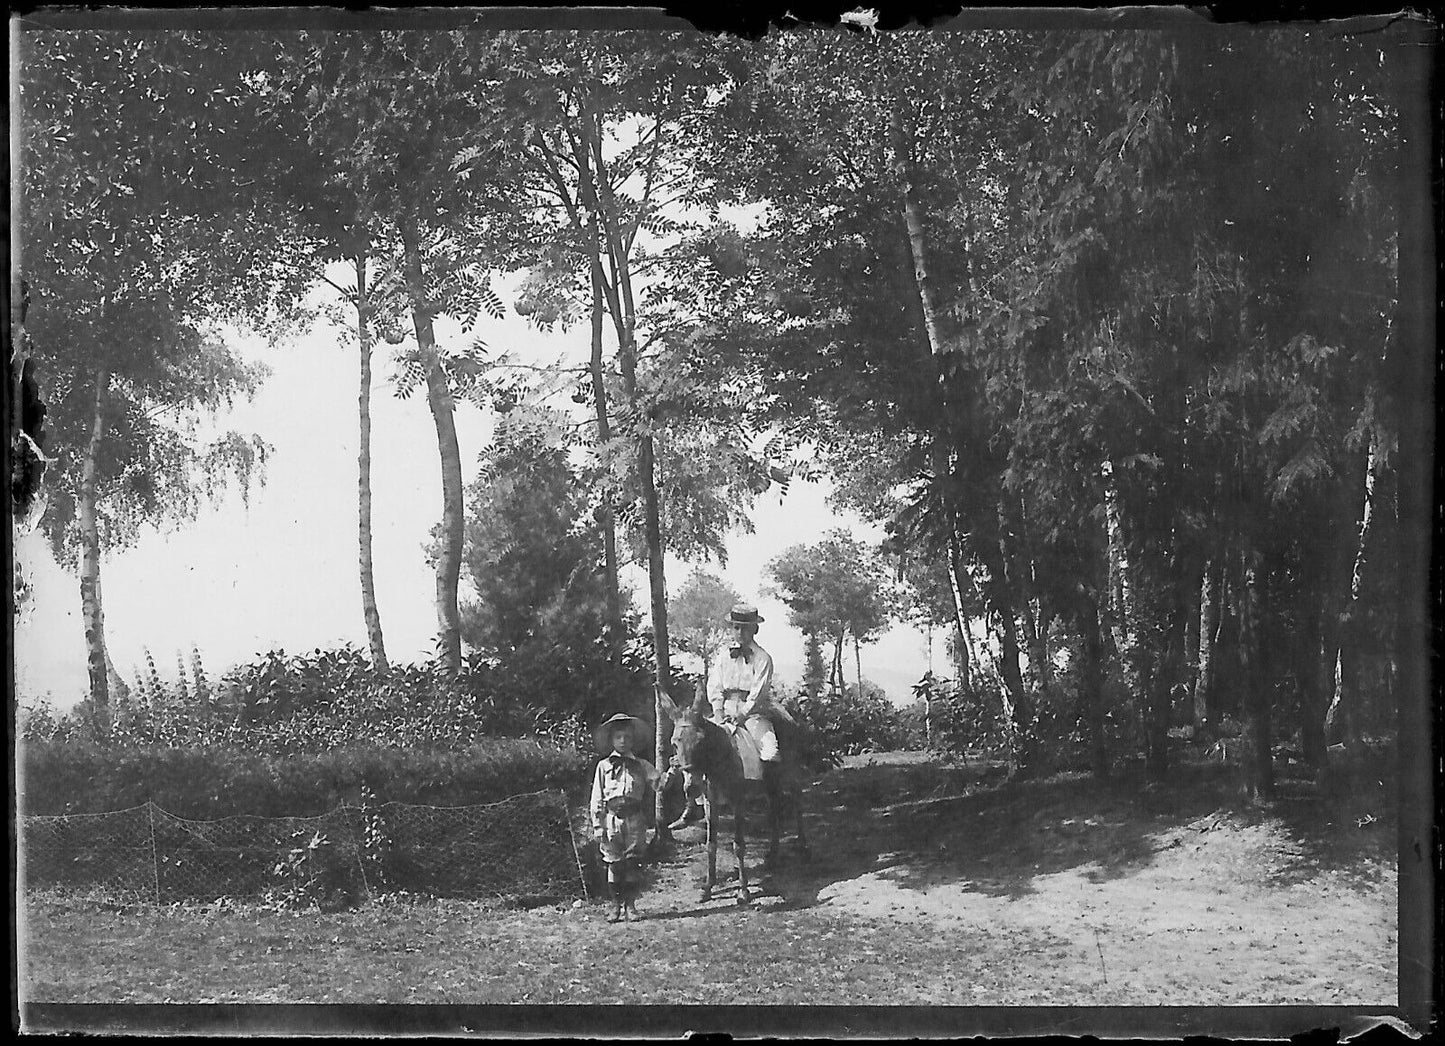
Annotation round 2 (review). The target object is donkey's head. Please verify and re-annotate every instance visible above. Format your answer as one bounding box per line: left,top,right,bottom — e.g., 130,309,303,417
657,681,723,802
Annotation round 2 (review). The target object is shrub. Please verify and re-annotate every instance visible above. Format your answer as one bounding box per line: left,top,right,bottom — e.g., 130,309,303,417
781,680,908,766
265,828,365,912
20,645,605,758
914,672,1012,758
19,739,591,819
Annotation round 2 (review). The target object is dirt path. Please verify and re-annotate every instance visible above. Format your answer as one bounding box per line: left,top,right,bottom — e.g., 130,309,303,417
22,751,1396,1007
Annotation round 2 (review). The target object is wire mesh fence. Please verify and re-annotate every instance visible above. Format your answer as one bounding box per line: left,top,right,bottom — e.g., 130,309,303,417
20,790,588,907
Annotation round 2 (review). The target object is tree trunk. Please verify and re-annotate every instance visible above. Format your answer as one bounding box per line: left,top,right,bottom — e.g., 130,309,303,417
985,527,1032,772
891,107,947,363
1101,459,1147,749
586,105,669,701
607,270,669,703
1020,592,1050,696
1301,623,1331,771
1194,564,1218,727
78,365,112,720
960,610,979,684
589,256,622,636
996,605,1028,768
854,634,863,694
1145,562,1188,783
400,221,463,677
1080,590,1110,780
354,252,388,671
1237,550,1275,800
945,530,972,689
1184,570,1201,708
1101,460,1136,659
832,632,845,694
1326,430,1378,747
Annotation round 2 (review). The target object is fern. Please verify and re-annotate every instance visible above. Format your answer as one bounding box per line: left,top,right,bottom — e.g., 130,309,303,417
174,651,191,705
191,645,210,704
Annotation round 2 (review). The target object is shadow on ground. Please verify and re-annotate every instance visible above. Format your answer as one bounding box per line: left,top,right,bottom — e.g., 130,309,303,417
641,745,1398,913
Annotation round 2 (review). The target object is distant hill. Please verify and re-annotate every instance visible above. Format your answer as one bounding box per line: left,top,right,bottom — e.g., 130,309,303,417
771,657,929,708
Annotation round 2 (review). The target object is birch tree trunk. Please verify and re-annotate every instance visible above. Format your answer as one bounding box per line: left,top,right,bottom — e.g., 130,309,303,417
355,252,388,671
400,220,464,677
1326,431,1378,747
891,108,947,363
1194,565,1218,727
78,365,112,718
996,604,1027,768
1101,460,1135,659
945,533,973,688
1101,459,1147,748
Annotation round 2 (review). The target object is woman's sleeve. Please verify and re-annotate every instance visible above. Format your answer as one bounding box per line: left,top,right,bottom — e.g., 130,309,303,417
741,650,774,716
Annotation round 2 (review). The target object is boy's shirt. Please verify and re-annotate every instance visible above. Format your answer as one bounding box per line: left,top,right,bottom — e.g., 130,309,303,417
590,753,657,828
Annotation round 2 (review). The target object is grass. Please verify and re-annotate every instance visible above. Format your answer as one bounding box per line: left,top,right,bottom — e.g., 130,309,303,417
19,746,1398,1010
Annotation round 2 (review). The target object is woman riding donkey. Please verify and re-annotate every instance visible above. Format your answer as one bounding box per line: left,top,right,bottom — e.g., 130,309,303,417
656,602,810,903
670,603,797,828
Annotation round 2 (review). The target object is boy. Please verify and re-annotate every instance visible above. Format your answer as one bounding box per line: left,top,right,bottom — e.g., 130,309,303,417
589,712,658,922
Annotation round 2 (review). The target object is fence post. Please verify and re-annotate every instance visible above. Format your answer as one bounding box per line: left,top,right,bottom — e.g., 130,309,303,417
345,801,373,903
146,801,161,907
559,789,590,901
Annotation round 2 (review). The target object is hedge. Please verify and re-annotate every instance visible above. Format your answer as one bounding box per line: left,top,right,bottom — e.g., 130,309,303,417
20,739,592,819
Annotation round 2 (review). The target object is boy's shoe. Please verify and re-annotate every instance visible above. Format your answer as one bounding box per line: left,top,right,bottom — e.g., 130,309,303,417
623,900,639,922
606,904,623,923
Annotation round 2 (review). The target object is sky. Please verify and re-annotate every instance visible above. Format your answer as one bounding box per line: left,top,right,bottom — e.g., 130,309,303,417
14,301,940,712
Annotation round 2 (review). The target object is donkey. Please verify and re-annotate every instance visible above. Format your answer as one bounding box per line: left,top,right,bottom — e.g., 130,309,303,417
657,683,810,904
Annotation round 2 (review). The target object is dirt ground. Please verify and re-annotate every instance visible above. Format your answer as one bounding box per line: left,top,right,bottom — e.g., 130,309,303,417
20,750,1397,1011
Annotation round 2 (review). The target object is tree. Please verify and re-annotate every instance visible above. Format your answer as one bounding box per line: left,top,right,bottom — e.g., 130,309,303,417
19,30,301,713
766,530,897,695
497,32,755,708
251,37,422,673
286,31,524,676
667,569,743,695
457,406,632,722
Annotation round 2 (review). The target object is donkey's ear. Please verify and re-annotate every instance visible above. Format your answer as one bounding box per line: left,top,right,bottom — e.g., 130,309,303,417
691,679,712,715
655,684,683,721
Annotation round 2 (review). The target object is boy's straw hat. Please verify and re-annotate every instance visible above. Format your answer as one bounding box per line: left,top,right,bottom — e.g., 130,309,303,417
593,713,643,755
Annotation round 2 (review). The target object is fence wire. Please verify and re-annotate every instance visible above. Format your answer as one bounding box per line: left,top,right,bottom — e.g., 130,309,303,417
21,790,585,907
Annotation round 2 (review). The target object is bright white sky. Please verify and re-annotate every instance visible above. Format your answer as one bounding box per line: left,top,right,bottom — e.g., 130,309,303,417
14,296,937,712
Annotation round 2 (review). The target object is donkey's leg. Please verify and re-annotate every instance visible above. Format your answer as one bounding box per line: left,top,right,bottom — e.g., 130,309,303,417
763,770,782,869
732,785,751,905
701,786,716,903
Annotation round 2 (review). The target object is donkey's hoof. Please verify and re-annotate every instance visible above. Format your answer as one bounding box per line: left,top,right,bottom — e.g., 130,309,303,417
698,889,712,903
736,891,752,906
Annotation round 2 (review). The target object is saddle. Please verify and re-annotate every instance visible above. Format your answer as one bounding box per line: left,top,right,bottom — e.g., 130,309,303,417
722,722,766,782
